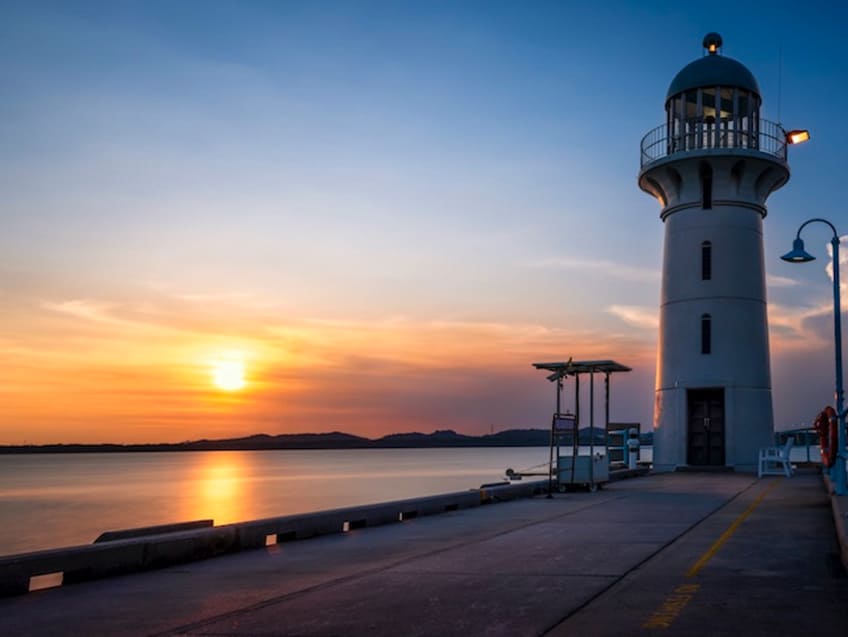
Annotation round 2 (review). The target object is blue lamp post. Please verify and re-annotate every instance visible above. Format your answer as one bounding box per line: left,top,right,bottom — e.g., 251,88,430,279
781,218,846,495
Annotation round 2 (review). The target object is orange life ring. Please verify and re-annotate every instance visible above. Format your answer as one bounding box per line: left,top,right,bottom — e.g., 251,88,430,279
814,406,838,468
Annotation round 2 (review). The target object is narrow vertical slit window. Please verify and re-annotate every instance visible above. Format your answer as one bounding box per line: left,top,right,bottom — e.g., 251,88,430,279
701,314,712,354
700,163,713,209
701,241,712,280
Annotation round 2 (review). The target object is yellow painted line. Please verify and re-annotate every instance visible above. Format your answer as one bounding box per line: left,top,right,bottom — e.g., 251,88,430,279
642,583,700,629
642,479,781,630
685,479,780,578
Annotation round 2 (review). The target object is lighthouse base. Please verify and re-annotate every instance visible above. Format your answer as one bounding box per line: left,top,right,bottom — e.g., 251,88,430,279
652,384,773,474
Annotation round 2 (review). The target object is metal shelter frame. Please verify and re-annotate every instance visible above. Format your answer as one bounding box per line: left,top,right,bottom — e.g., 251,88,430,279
532,360,632,495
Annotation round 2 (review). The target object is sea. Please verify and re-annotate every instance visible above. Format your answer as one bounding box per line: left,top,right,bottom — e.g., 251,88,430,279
0,447,556,557
1,443,819,558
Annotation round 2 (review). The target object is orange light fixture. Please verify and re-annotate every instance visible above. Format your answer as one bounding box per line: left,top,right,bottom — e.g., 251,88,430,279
786,129,811,145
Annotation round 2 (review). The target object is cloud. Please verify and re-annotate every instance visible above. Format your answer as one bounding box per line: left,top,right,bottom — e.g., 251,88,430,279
825,235,848,311
4,288,660,443
607,305,659,329
42,299,125,325
767,300,832,352
766,274,798,288
142,281,277,309
526,256,660,284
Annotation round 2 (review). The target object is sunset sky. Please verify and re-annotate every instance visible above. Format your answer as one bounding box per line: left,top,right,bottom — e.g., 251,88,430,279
1,1,847,444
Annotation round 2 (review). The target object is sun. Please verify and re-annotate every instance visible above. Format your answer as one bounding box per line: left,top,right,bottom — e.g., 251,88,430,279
211,359,246,391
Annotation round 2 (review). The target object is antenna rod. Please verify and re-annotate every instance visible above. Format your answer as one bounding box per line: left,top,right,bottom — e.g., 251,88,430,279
778,41,783,124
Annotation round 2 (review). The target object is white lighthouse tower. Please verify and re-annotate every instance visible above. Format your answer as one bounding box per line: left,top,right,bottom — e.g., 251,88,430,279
639,34,791,472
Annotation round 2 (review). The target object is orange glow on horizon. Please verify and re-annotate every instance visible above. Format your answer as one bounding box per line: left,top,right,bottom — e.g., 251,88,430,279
0,295,658,444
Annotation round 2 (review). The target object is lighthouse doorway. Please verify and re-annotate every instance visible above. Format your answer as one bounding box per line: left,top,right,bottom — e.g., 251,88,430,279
686,389,725,466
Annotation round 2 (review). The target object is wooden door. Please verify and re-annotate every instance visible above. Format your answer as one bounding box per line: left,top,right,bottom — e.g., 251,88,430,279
687,389,725,466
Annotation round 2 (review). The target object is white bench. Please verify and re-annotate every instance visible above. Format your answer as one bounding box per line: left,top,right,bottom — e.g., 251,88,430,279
758,437,794,478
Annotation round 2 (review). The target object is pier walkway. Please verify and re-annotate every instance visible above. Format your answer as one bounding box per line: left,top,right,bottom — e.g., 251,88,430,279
1,470,846,636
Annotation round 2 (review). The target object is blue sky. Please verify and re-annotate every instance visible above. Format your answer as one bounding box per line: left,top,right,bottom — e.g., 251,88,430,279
0,1,846,442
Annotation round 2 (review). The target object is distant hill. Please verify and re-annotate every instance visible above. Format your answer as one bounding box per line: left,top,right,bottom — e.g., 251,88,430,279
375,429,477,447
183,432,372,451
0,427,651,454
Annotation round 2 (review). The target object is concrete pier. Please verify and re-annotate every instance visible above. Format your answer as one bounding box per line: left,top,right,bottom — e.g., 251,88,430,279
1,470,845,636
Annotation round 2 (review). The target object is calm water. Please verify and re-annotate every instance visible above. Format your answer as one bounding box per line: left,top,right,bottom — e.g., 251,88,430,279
5,444,812,557
0,447,552,556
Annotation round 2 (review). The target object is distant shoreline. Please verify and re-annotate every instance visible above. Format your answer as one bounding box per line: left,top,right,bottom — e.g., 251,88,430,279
0,427,652,454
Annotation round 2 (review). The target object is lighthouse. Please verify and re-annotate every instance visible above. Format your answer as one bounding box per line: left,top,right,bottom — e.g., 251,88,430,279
639,34,792,472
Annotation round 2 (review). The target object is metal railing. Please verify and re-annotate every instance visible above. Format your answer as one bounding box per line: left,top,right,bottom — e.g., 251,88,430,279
640,118,788,168
776,428,822,464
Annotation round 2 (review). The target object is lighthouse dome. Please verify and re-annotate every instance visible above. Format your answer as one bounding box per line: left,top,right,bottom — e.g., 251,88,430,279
666,34,760,100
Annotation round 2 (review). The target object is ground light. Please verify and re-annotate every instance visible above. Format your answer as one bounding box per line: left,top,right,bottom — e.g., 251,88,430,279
781,219,846,495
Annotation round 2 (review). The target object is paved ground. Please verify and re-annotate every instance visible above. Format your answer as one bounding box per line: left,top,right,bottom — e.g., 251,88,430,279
1,470,845,636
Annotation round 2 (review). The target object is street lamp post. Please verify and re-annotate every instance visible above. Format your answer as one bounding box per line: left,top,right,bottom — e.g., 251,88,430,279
781,218,846,495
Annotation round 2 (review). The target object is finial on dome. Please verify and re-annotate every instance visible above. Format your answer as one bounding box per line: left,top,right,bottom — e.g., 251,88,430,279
703,32,723,55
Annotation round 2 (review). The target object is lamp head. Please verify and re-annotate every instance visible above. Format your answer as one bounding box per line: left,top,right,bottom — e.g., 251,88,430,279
781,237,816,263
702,32,722,55
786,129,811,145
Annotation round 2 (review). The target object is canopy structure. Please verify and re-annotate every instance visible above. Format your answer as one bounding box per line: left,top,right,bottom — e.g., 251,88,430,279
532,359,632,381
531,359,632,494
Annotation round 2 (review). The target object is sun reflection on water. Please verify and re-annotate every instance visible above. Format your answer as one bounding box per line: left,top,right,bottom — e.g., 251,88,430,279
186,452,251,525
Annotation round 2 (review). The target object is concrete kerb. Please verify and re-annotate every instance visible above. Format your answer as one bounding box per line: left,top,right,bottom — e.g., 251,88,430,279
94,519,213,543
0,480,548,598
822,472,848,571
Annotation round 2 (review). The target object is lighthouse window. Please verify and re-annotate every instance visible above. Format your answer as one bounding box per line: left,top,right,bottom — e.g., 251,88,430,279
700,163,713,209
701,314,712,354
737,92,750,146
718,88,732,147
702,88,716,121
701,241,712,280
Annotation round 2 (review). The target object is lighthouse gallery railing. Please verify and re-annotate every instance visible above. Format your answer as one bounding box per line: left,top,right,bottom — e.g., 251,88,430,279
640,118,787,168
